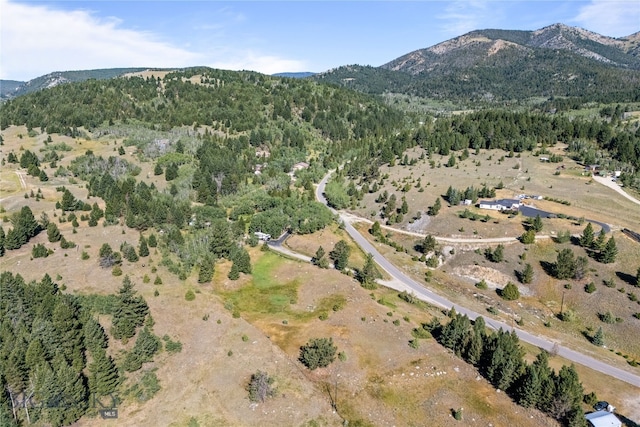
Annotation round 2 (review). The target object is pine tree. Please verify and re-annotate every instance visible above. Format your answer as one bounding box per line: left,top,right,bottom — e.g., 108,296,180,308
111,277,149,340
359,253,380,289
428,197,442,216
486,329,525,392
531,214,543,232
312,246,329,268
579,223,594,248
88,348,120,396
84,317,109,353
165,163,178,181
551,365,583,422
0,226,5,257
153,163,163,176
122,327,160,372
138,236,149,257
599,237,617,264
329,240,350,271
593,229,606,251
517,363,543,408
147,233,158,248
592,327,604,347
47,222,62,242
231,247,252,274
198,254,215,283
521,263,534,284
500,282,520,301
50,359,88,425
228,263,240,280
554,248,576,279
492,244,505,262
52,298,84,369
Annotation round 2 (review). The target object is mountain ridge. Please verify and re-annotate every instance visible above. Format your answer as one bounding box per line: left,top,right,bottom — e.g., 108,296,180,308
316,23,640,102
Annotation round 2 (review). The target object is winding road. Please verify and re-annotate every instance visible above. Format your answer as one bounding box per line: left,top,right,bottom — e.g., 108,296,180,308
311,170,640,388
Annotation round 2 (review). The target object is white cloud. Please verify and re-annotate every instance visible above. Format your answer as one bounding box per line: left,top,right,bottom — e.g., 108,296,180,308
210,52,308,75
437,0,498,37
572,0,640,37
0,0,201,80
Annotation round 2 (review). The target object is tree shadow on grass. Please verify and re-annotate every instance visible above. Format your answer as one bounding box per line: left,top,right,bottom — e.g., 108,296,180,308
616,414,639,427
540,260,555,277
616,271,637,286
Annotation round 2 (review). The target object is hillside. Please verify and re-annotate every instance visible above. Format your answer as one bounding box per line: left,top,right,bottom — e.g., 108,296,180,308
0,68,150,101
316,24,640,102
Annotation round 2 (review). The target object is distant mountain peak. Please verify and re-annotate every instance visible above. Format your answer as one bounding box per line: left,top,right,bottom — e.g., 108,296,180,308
382,23,640,75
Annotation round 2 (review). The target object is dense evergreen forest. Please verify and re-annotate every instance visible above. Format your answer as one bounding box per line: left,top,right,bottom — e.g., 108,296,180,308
1,67,639,426
0,273,157,426
317,49,640,103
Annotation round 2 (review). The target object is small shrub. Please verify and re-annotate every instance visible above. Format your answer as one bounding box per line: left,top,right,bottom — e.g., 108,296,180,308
112,266,123,276
81,251,90,260
599,311,616,324
500,282,520,301
163,335,183,353
585,282,597,293
408,339,420,349
242,334,249,342
299,337,337,370
247,371,276,403
185,290,195,301
475,279,488,290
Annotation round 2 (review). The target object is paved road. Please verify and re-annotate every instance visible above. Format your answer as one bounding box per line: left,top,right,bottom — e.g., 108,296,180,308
519,205,610,233
593,175,640,207
340,211,550,244
315,170,640,388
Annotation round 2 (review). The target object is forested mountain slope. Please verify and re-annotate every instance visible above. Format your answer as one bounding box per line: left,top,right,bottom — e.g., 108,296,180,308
316,24,640,102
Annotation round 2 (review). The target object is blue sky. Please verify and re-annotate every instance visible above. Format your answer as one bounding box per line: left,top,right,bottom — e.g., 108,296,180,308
1,0,638,81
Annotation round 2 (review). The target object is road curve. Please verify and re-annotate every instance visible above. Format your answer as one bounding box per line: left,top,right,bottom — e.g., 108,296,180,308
316,170,640,388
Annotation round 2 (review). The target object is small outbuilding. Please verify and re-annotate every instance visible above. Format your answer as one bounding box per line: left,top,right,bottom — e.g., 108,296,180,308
585,410,622,427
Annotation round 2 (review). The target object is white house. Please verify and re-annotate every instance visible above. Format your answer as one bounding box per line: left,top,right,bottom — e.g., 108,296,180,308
585,410,622,427
254,232,271,241
478,199,520,211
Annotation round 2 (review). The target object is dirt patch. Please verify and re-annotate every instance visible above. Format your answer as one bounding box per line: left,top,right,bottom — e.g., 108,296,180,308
452,264,532,296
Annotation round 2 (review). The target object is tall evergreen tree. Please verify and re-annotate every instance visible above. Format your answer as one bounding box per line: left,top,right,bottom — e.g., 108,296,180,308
554,248,576,279
0,227,4,257
593,229,606,251
84,317,109,353
122,327,160,372
329,240,350,271
138,235,149,257
551,365,583,422
88,348,120,396
592,327,604,347
111,277,149,340
485,329,525,392
599,237,617,264
231,247,252,274
47,222,62,243
579,222,594,248
521,263,534,284
197,254,215,283
358,253,380,288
